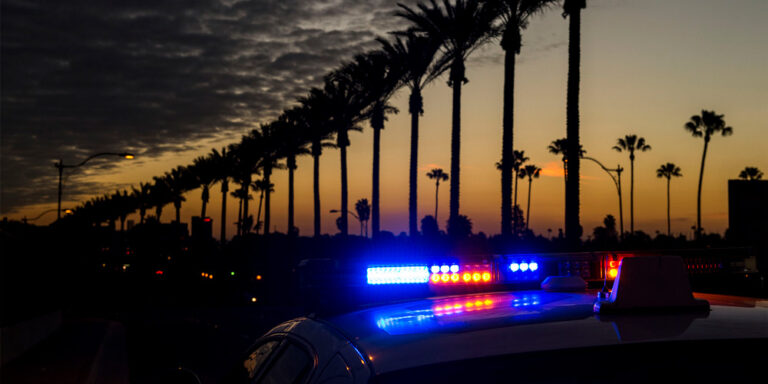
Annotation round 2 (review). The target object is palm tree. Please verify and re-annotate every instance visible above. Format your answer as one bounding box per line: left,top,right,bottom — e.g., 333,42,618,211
547,138,585,229
738,167,763,180
230,131,264,236
149,176,173,222
209,147,234,242
512,150,528,226
348,51,403,238
397,0,498,231
131,182,152,224
380,32,446,237
297,95,336,237
495,0,558,237
163,166,193,223
656,163,682,236
231,188,252,235
355,198,371,237
612,134,651,234
276,111,310,236
252,179,274,235
519,164,541,230
322,70,368,237
685,110,733,238
426,168,449,225
257,123,285,236
563,0,586,245
191,154,216,218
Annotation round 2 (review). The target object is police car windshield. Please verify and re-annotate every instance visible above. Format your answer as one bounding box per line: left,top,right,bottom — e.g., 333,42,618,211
373,338,767,383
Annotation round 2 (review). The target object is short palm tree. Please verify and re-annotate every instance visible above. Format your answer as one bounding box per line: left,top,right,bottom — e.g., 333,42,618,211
512,149,528,226
162,166,193,223
563,0,586,245
379,32,446,237
131,182,152,224
355,198,371,237
397,0,498,230
685,110,733,238
738,167,763,180
252,178,274,235
612,134,651,234
495,0,559,237
150,176,173,222
518,164,541,230
656,163,682,236
426,168,449,226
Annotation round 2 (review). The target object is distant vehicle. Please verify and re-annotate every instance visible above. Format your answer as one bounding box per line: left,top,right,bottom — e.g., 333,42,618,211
224,256,768,383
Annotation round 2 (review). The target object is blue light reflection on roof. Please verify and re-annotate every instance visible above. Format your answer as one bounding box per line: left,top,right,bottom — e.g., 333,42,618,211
374,291,594,335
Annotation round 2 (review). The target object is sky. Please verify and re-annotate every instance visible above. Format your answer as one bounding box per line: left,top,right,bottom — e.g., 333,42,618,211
2,0,766,239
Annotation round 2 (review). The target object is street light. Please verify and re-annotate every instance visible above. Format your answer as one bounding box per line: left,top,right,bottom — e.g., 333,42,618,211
581,155,625,239
24,208,72,224
55,152,135,220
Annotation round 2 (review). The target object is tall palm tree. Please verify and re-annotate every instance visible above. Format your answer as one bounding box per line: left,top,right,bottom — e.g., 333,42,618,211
163,166,193,223
495,0,558,237
685,110,733,238
426,168,449,225
297,95,336,237
276,111,310,236
150,176,173,222
347,51,403,238
209,147,233,242
547,138,585,230
191,154,216,218
563,0,586,245
519,164,541,230
738,167,763,180
230,131,264,236
252,179,274,235
612,134,651,234
380,32,446,237
257,123,285,236
656,163,682,236
398,0,498,232
231,188,252,235
131,182,152,224
323,70,368,237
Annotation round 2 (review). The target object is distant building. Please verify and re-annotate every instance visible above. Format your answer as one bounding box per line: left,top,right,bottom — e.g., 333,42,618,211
728,180,768,245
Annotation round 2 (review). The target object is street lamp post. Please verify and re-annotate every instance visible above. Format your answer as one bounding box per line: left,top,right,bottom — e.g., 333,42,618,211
581,156,625,239
55,152,135,221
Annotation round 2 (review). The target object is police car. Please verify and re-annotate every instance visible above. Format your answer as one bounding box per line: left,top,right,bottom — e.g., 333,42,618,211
227,255,768,383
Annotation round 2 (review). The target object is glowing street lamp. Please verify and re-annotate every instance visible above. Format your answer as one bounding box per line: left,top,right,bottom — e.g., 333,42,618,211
55,152,135,220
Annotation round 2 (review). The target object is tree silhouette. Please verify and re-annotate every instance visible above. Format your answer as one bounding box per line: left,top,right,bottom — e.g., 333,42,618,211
612,134,651,234
162,166,192,223
548,137,585,230
685,110,733,238
191,154,216,218
131,182,152,224
208,147,234,242
495,0,558,237
380,32,446,237
426,168,449,226
518,164,541,230
738,166,763,180
355,198,371,237
230,131,264,236
276,111,310,236
656,162,682,236
398,0,498,230
252,178,274,235
563,0,586,245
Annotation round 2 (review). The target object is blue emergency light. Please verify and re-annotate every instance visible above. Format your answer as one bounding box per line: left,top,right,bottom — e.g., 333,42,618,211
366,265,430,285
503,256,542,281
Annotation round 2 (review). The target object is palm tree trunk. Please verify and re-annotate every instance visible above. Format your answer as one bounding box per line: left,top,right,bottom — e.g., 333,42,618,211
696,137,709,238
340,143,349,237
242,178,250,235
630,155,634,234
565,6,583,246
201,185,208,218
264,169,272,235
256,190,263,234
220,179,228,243
371,107,382,238
313,152,321,237
140,209,146,224
236,193,242,236
526,177,533,230
434,181,440,223
617,169,624,239
288,163,295,236
408,89,421,237
501,49,515,238
666,176,671,236
449,64,463,231
174,202,181,223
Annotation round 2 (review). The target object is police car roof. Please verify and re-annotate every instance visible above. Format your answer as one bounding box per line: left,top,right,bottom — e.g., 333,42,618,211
327,290,768,375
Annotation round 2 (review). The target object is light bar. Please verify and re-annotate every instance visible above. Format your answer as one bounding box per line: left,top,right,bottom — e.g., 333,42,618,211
367,266,430,285
430,264,493,285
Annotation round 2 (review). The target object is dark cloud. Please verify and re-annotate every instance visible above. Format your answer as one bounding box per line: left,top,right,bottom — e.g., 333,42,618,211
1,0,419,213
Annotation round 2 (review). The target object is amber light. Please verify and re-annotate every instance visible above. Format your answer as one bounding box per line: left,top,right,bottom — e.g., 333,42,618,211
609,268,618,278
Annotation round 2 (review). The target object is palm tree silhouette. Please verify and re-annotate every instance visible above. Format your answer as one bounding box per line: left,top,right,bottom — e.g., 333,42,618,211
163,166,192,223
131,182,152,224
191,154,216,218
518,164,541,230
355,198,371,237
548,138,585,230
426,168,449,226
685,110,733,238
398,0,498,230
276,112,310,236
296,96,336,237
258,123,285,235
379,32,445,237
495,0,558,237
208,147,234,242
512,150,528,232
230,131,265,236
656,162,682,236
563,0,586,245
150,176,173,222
252,178,274,235
612,134,651,234
738,167,763,180
231,188,253,235
349,51,403,238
